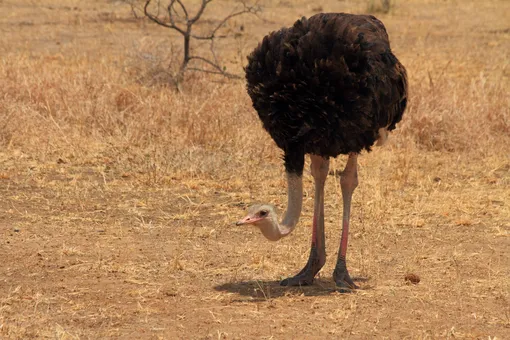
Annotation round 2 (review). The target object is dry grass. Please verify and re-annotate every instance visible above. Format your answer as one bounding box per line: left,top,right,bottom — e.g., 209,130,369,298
366,0,392,14
1,0,509,339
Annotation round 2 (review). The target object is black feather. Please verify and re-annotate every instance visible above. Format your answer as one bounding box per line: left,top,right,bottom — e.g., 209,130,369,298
245,13,408,174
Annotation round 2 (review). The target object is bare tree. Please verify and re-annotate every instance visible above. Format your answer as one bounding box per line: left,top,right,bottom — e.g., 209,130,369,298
133,0,260,89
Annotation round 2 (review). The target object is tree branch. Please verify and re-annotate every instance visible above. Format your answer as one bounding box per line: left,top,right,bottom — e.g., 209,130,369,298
144,0,186,35
189,55,222,71
188,55,240,79
187,67,241,79
174,0,189,20
189,0,214,24
191,1,261,40
167,0,188,23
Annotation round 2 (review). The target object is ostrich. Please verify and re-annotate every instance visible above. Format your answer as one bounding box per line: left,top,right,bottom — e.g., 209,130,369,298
236,13,408,290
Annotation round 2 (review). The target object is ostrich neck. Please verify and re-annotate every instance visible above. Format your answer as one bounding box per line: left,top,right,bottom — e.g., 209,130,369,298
281,173,303,233
260,173,303,241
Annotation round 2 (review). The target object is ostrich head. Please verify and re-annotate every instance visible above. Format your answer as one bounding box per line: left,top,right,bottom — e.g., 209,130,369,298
235,173,304,242
236,204,284,241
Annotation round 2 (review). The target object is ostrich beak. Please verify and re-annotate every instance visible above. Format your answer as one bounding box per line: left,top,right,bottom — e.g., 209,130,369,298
235,215,262,226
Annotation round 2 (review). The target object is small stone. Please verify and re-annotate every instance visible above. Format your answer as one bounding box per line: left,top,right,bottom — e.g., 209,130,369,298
404,273,420,284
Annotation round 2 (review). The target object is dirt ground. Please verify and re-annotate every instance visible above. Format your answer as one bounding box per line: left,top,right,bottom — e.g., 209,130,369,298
1,0,509,339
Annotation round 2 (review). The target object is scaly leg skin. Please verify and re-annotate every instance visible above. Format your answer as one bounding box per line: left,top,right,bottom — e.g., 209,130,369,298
333,153,359,292
281,156,329,286
333,255,358,292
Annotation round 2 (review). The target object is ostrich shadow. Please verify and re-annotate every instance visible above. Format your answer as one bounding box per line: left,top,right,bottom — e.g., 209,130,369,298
214,276,370,301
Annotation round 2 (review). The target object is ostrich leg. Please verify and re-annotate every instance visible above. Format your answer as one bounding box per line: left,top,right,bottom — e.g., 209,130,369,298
281,155,329,286
334,153,359,291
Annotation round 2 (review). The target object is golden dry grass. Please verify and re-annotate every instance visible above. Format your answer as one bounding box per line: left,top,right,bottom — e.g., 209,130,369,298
0,0,509,339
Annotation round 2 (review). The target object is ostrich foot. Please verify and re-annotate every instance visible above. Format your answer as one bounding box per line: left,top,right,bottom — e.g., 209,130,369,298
280,246,325,286
333,269,358,292
280,273,315,286
333,258,358,292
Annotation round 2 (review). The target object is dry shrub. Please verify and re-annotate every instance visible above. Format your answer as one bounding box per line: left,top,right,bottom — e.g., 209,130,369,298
1,52,508,178
126,38,182,87
399,73,509,153
0,54,273,177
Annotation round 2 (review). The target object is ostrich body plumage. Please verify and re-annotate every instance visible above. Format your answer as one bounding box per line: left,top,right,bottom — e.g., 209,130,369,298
245,13,407,172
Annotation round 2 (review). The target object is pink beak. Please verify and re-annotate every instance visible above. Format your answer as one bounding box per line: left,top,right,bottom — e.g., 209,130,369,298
235,215,263,226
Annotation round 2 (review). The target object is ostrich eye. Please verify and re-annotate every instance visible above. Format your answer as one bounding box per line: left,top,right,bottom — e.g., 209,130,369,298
259,210,268,217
